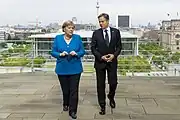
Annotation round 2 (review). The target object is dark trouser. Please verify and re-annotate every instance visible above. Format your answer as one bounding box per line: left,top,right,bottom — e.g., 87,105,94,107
57,73,81,114
95,65,117,108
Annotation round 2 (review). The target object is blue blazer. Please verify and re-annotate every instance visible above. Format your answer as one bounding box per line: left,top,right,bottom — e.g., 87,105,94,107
51,34,85,75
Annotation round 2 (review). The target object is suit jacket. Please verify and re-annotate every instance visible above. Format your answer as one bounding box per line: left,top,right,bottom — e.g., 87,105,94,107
91,27,122,69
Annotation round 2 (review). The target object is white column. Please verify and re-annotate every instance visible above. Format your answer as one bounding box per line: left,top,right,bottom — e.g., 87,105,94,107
136,38,139,55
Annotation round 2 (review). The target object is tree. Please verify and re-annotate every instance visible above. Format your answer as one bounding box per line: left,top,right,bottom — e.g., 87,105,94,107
171,52,180,64
118,56,151,75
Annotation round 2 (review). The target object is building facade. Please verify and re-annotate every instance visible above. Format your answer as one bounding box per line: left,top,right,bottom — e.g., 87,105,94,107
116,15,130,28
161,19,180,52
28,30,139,61
0,28,5,42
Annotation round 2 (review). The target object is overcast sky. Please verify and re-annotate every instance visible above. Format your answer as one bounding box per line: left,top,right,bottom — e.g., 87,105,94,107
0,0,180,26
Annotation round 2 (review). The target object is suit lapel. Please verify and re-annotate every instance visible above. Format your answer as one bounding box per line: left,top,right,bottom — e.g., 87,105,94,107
109,27,114,47
100,28,105,41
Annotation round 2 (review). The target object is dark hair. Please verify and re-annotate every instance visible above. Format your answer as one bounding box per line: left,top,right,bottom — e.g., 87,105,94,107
98,13,109,20
62,20,75,32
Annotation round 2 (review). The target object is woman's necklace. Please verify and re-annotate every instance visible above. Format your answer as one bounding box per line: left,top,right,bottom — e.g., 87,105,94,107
64,35,72,40
64,35,72,44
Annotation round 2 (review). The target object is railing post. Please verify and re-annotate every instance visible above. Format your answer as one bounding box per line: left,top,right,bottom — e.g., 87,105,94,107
132,42,135,77
31,38,35,73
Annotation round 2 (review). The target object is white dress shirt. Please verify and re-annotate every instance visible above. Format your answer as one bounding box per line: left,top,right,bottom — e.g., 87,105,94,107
103,27,111,42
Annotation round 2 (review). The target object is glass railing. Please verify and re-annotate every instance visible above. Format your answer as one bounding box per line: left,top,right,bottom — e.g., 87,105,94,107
0,39,179,76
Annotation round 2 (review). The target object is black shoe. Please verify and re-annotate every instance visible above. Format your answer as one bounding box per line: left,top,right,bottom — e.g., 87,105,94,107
99,107,105,115
108,95,116,108
69,112,77,119
63,105,68,111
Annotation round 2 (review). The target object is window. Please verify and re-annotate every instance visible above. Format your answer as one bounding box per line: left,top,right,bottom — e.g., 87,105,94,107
176,40,179,45
175,34,180,38
82,38,87,42
83,43,90,49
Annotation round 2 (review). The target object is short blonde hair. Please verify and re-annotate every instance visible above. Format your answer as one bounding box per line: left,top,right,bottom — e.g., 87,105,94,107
62,20,75,32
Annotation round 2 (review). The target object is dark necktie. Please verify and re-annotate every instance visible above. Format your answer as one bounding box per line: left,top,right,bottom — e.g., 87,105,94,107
104,29,109,46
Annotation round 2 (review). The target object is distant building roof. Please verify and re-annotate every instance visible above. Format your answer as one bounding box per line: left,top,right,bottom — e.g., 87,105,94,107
162,20,171,22
28,30,138,39
121,31,138,38
142,30,159,40
171,19,180,21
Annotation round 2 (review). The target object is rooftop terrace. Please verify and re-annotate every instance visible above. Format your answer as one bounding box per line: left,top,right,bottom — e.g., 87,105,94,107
0,72,180,120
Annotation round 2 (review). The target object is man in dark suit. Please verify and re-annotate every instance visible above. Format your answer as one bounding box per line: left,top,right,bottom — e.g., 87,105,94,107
91,13,122,115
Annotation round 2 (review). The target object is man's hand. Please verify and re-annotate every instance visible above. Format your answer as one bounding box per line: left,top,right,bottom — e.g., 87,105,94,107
107,54,114,62
101,55,109,61
60,51,68,56
70,51,77,56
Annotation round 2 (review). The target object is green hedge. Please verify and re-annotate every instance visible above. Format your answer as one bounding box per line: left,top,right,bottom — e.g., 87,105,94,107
33,56,46,67
139,43,169,56
171,52,180,64
0,44,32,59
1,50,10,58
8,44,31,53
118,56,151,75
0,57,46,67
0,58,30,66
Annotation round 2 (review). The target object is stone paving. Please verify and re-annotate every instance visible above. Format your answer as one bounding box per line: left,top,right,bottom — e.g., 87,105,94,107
0,72,180,120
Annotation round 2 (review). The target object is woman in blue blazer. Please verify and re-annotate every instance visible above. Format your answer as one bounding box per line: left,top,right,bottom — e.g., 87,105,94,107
51,20,85,119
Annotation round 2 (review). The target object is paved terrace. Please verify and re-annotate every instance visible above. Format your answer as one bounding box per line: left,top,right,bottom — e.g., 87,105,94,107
0,72,180,120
